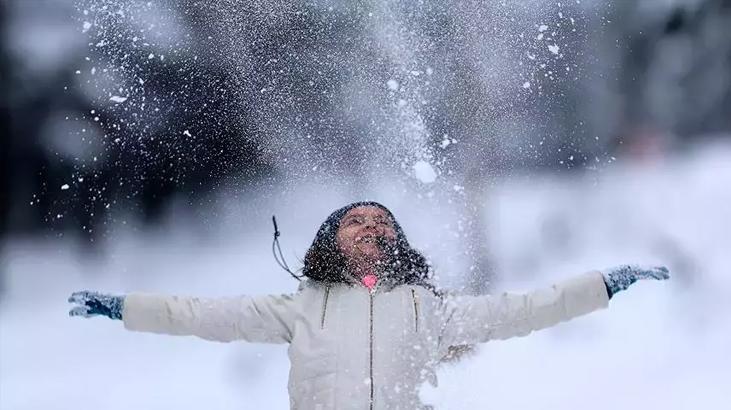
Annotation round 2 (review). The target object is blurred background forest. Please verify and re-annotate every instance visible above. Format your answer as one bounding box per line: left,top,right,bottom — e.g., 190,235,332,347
1,1,730,409
3,0,729,251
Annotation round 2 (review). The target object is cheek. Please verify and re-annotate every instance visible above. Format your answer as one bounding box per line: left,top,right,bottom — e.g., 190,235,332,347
336,230,354,252
384,228,397,239
335,234,346,251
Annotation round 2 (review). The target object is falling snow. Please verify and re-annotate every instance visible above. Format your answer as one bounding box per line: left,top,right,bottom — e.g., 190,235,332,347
413,160,437,184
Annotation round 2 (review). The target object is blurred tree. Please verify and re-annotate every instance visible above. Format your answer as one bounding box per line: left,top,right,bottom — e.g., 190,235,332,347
588,0,731,148
0,0,9,240
1,0,274,244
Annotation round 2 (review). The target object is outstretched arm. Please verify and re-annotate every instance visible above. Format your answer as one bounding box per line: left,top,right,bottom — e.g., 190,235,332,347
440,265,669,346
69,290,297,344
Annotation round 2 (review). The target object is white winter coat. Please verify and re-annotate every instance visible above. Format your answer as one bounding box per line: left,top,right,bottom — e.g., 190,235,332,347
122,271,609,409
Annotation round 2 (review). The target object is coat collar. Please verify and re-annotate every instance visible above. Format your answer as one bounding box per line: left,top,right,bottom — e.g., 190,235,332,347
299,271,402,293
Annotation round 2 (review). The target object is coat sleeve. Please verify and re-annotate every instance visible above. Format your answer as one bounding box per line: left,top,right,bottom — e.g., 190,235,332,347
440,271,609,346
122,292,297,344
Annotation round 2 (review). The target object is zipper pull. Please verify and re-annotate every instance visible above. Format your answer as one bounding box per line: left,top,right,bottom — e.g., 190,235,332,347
362,274,378,291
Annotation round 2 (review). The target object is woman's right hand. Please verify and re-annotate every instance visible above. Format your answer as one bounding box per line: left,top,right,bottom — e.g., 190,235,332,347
602,265,670,298
68,291,125,320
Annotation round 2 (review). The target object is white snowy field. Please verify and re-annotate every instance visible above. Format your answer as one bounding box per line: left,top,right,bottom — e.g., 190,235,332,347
2,142,730,409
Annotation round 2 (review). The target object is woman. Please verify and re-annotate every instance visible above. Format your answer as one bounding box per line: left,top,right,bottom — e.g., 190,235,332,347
69,201,669,409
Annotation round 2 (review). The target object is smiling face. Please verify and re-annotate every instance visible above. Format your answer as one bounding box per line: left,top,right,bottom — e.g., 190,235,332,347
335,206,397,271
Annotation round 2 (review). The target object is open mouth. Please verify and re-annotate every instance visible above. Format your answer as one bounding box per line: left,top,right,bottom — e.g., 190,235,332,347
356,234,378,244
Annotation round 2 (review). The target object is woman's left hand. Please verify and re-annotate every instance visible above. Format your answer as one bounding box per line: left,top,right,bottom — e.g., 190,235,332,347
68,291,125,320
602,265,670,298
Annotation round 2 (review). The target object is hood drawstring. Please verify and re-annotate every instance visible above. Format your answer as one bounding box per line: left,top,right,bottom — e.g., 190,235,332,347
272,215,303,281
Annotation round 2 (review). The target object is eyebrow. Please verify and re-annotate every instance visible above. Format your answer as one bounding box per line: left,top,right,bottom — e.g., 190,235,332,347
342,213,389,222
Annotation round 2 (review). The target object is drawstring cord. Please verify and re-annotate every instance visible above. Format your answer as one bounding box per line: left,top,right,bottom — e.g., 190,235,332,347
272,215,303,281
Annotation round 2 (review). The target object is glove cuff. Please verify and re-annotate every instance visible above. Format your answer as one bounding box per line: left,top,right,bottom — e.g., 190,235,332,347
109,296,125,320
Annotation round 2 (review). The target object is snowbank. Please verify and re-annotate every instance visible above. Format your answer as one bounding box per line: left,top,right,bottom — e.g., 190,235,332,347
2,143,729,409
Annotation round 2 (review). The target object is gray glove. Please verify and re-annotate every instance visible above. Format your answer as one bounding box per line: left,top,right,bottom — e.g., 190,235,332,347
68,291,125,320
602,265,670,298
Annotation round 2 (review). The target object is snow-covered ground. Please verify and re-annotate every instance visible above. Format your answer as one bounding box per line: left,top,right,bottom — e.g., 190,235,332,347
2,142,730,409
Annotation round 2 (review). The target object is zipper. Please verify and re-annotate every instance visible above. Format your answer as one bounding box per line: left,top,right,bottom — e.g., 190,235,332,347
368,290,375,410
320,286,330,329
410,288,419,333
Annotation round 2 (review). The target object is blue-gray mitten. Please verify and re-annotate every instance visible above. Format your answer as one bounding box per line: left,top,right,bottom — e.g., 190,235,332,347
602,265,670,298
68,291,125,320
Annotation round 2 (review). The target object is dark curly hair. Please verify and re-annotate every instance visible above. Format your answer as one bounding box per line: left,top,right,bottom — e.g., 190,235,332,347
302,201,433,288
